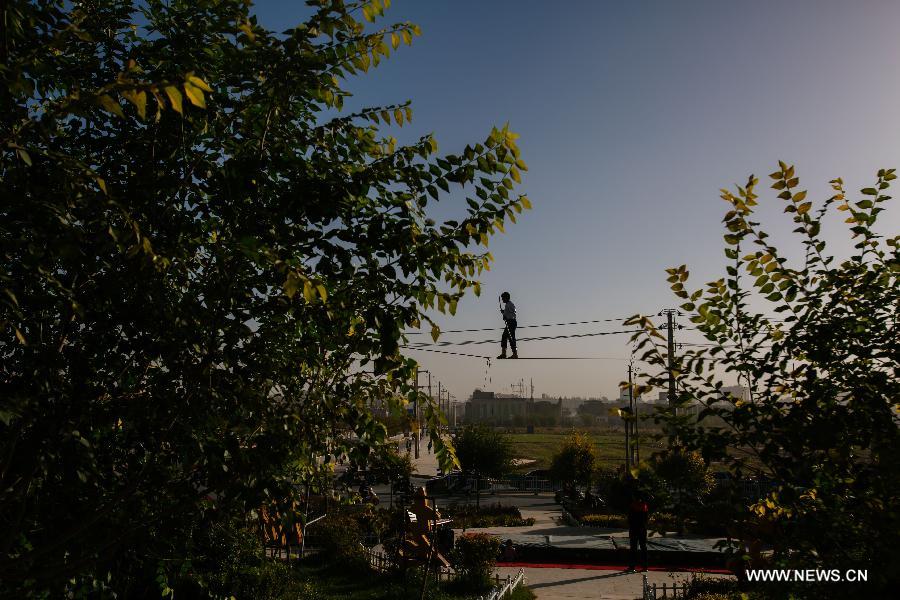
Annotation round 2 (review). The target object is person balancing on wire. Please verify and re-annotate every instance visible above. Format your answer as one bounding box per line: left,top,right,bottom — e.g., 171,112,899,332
497,292,518,359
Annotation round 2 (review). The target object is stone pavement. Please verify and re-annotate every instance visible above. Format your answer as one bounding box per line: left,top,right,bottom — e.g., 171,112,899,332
495,565,732,600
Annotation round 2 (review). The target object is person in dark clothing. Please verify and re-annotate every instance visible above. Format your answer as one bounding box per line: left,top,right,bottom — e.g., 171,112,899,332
627,494,649,571
497,292,518,359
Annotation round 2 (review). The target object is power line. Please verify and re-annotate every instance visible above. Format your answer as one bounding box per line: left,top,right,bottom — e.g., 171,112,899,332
406,329,642,348
403,347,629,360
404,316,635,335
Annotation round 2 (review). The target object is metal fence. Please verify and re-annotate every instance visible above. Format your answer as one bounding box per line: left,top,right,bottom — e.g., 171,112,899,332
361,545,457,581
642,574,689,600
428,473,561,496
479,569,527,600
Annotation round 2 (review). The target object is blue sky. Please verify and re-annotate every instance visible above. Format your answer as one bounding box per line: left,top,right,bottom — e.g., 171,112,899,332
254,1,900,400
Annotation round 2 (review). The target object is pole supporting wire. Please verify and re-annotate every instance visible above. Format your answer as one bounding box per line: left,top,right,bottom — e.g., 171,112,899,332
406,329,642,348
404,347,628,360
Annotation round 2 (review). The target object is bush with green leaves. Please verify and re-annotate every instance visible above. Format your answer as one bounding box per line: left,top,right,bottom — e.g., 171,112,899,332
549,431,598,493
0,0,530,595
650,447,714,534
453,425,514,479
316,511,368,569
628,164,900,592
452,425,514,507
579,513,628,528
443,503,534,528
450,533,501,591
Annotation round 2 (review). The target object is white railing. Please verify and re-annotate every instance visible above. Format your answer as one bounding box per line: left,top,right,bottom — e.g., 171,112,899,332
479,568,526,600
642,574,689,599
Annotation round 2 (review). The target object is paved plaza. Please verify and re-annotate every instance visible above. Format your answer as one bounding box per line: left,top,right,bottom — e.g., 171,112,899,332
387,440,735,599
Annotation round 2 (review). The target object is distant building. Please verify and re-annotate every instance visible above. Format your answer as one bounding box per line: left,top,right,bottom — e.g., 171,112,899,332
463,389,562,425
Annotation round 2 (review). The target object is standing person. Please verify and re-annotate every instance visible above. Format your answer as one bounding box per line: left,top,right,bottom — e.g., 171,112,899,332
627,492,650,571
497,292,518,359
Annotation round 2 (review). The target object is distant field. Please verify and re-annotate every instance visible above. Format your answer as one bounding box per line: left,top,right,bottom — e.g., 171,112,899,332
506,431,666,471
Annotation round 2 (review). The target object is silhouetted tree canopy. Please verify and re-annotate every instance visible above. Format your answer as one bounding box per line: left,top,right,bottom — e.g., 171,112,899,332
0,0,529,595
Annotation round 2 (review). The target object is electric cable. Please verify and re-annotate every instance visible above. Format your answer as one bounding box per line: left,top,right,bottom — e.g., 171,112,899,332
405,328,642,348
404,316,636,335
404,347,629,360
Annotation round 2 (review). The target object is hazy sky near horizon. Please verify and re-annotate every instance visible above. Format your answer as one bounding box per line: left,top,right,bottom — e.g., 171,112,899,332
254,1,900,400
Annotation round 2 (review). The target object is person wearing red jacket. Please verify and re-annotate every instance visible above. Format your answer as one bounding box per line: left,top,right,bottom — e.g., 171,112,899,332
627,494,650,571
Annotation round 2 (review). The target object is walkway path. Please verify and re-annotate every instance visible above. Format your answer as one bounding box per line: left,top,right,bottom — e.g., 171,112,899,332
496,565,731,600
388,446,736,599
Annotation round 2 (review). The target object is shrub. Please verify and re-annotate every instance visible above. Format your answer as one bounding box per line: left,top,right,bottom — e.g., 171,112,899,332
174,519,318,600
648,512,678,534
683,576,744,600
549,432,598,492
580,514,628,528
316,512,367,569
451,533,501,590
444,503,535,528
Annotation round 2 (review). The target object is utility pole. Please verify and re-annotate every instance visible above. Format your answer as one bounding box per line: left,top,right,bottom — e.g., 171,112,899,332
423,372,432,459
628,358,639,465
659,310,679,406
437,381,442,437
442,389,449,433
414,369,429,460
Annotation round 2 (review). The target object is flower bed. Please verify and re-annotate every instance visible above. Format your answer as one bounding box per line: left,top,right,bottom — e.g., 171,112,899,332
443,503,536,528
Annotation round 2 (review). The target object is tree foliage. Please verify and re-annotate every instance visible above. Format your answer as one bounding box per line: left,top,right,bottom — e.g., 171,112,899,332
627,163,899,590
453,424,514,479
549,431,598,490
0,0,529,595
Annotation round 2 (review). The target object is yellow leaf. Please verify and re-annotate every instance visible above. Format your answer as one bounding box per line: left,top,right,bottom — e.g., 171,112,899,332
520,196,532,210
184,82,206,108
238,22,256,41
391,32,400,49
510,166,521,183
394,108,403,125
164,86,183,114
15,328,26,345
97,178,107,195
302,280,316,303
283,273,301,298
99,95,124,118
797,202,812,215
186,73,213,92
128,90,147,119
15,148,32,166
431,324,440,342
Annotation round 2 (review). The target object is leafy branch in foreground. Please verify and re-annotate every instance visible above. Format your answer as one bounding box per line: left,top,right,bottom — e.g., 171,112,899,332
626,163,899,593
0,0,529,595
